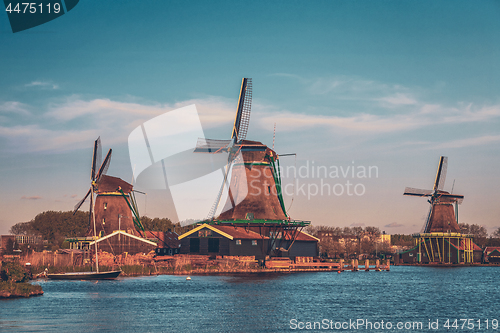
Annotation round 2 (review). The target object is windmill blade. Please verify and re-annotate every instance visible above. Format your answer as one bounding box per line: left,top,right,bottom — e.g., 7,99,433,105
207,161,233,220
404,187,433,197
423,204,434,233
73,188,91,214
433,156,448,191
440,193,464,204
91,137,102,181
231,78,252,143
206,148,242,219
194,138,232,153
95,149,112,183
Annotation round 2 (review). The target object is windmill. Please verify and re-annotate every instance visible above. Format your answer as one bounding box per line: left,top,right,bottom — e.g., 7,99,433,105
401,156,478,264
194,78,253,220
404,156,464,233
73,137,145,240
194,78,310,256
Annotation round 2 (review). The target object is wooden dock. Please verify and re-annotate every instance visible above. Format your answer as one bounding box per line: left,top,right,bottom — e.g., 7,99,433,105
265,258,390,272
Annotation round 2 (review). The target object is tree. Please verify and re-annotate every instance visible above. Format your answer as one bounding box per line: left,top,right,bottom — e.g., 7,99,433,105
391,234,413,247
9,221,34,235
4,238,15,255
459,223,488,247
139,216,190,234
493,227,500,238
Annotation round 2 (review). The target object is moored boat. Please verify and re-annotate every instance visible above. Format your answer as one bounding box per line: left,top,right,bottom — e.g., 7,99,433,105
47,270,121,280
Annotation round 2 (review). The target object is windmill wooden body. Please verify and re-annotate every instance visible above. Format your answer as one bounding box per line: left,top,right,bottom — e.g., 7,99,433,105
402,156,480,264
189,78,313,258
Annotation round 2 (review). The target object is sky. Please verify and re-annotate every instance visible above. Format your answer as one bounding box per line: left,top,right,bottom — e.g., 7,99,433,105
1,0,499,235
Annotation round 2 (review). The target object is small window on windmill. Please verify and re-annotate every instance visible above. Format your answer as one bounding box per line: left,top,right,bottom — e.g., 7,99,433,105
267,186,271,194
252,240,257,246
104,202,107,210
236,239,242,245
102,218,105,225
245,213,254,221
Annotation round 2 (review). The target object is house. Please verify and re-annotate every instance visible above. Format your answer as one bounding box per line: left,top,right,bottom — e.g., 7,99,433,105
277,230,319,259
178,224,319,260
89,230,157,255
483,247,500,264
179,224,269,259
145,231,180,256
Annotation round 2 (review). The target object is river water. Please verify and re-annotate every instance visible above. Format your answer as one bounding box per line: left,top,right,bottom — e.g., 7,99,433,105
1,266,499,332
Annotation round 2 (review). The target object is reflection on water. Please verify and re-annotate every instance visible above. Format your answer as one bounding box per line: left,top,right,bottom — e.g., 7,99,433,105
1,267,500,332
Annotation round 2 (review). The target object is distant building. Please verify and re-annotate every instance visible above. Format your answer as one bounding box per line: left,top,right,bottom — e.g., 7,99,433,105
1,234,43,254
144,231,180,256
483,247,500,264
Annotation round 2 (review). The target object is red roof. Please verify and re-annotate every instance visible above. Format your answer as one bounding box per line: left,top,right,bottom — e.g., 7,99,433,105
449,239,482,251
282,230,318,242
211,225,269,239
484,247,500,254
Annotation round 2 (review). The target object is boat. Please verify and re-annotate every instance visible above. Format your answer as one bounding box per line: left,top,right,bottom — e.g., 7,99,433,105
47,137,122,281
47,270,121,280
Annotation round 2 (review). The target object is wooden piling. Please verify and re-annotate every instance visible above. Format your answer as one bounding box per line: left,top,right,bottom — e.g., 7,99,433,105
375,259,380,271
386,259,390,271
364,259,370,271
339,259,344,272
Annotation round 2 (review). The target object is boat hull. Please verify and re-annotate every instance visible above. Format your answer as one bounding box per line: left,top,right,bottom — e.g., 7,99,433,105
47,270,122,280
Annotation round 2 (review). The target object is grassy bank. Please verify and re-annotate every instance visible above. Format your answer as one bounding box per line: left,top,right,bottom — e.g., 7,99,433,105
0,281,43,298
1,260,43,299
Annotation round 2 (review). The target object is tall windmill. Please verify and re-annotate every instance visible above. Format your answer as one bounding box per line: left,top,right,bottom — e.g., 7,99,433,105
402,156,477,264
404,156,464,233
194,78,309,256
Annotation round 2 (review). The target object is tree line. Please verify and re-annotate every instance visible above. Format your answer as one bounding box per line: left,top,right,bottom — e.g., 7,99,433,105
305,223,500,259
305,225,390,258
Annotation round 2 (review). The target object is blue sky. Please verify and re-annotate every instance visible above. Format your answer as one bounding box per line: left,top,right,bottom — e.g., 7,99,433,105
1,0,499,235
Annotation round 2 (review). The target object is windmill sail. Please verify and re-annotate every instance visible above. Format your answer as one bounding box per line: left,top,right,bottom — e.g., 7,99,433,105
231,78,252,143
434,156,447,191
404,187,433,197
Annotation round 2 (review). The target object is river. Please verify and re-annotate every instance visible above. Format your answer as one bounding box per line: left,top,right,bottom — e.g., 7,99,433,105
1,266,499,332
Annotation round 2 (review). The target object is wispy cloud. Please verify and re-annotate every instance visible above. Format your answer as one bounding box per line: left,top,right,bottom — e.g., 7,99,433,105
256,102,500,134
0,96,235,153
384,222,405,228
21,196,42,200
2,75,500,154
432,134,500,149
0,101,31,116
25,81,59,90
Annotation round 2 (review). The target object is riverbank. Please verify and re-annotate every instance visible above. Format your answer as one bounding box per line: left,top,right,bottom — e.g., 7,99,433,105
1,260,43,299
0,281,43,298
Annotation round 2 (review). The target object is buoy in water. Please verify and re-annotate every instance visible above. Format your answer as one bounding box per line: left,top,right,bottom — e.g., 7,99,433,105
186,276,191,280
337,270,341,274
